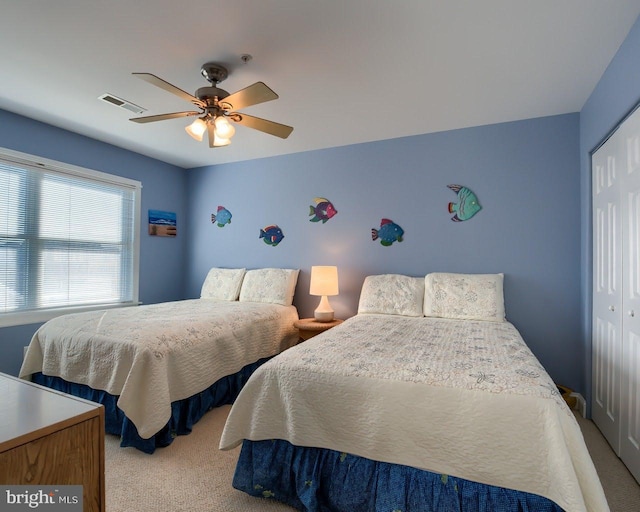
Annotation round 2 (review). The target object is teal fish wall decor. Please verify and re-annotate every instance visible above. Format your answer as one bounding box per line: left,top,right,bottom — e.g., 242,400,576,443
309,197,338,223
211,205,232,227
447,184,482,222
372,218,404,246
260,225,285,246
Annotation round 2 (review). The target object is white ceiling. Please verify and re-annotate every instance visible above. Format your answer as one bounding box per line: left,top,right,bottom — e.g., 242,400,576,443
1,1,639,169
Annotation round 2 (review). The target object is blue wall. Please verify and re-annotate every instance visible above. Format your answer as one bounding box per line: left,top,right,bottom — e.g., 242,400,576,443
579,16,640,409
0,109,187,376
9,11,640,395
186,113,583,391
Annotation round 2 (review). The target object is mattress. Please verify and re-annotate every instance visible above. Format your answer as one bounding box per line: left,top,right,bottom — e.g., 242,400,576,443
220,314,608,512
20,298,299,439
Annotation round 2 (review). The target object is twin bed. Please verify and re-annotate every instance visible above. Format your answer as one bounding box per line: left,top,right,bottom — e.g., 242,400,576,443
19,269,608,511
19,267,300,453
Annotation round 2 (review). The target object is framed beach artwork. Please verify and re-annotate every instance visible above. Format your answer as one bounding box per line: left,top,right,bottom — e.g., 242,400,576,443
148,210,177,237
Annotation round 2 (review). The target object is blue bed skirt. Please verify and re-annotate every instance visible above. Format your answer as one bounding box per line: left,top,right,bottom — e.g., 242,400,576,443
31,356,270,454
233,439,566,512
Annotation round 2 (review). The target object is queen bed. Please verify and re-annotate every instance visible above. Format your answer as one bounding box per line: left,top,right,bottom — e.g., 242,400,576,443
219,273,609,512
19,267,300,453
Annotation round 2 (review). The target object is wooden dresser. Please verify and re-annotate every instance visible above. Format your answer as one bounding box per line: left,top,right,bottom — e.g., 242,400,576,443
0,372,105,512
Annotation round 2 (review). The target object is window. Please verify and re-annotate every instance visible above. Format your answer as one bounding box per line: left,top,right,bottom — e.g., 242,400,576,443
0,148,141,327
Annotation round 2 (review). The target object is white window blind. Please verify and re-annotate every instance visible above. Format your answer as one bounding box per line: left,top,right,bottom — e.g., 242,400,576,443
0,148,141,327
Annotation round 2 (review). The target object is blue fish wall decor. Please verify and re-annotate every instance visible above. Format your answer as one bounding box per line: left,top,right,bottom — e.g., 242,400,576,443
211,205,232,227
309,197,338,223
447,184,482,222
260,225,285,246
372,218,404,246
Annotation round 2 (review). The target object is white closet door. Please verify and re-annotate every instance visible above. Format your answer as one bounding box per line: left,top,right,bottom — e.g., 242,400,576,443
620,111,640,482
592,133,623,454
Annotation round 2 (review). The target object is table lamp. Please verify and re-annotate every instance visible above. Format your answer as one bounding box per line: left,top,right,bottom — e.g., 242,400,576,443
310,266,339,322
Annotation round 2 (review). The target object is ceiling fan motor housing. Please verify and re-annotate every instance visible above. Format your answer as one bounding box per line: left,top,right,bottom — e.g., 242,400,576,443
196,86,230,105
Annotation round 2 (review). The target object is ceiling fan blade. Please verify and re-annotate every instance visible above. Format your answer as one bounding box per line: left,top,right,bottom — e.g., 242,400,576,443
130,111,200,123
220,82,278,111
133,73,206,108
232,113,294,139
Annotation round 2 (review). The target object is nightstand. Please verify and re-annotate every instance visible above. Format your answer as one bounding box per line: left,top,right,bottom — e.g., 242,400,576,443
294,318,344,341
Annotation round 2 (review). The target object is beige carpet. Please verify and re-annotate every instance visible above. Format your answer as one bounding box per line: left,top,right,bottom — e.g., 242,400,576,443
572,413,640,512
105,406,640,511
105,405,292,512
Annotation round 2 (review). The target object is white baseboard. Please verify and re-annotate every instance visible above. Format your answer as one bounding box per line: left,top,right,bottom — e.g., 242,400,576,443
570,392,586,418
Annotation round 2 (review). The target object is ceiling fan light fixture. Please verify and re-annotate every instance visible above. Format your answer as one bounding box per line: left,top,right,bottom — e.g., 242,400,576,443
212,135,231,147
214,116,235,139
185,118,207,141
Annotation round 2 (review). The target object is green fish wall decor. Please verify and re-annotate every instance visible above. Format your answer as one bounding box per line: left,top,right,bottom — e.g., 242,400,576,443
447,184,482,222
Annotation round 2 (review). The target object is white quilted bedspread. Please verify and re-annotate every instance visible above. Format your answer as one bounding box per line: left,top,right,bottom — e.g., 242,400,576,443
20,299,299,438
220,314,608,512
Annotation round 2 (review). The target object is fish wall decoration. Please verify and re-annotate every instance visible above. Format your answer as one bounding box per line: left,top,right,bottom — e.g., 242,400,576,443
372,218,404,246
260,225,285,246
211,205,232,227
447,184,482,222
309,197,338,223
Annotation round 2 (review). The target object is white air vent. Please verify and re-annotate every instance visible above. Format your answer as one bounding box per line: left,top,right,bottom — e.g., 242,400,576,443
99,93,146,115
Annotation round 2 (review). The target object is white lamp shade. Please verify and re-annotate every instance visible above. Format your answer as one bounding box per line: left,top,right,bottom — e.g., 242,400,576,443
185,118,207,141
214,116,236,139
310,266,339,296
212,135,231,147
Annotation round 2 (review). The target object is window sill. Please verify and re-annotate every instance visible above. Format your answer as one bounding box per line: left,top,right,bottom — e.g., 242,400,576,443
0,302,140,328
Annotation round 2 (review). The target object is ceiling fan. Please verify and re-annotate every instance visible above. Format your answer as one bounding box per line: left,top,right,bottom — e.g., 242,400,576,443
129,62,293,147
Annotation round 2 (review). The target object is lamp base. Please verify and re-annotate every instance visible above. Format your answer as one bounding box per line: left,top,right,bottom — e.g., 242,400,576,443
314,310,335,322
314,295,335,322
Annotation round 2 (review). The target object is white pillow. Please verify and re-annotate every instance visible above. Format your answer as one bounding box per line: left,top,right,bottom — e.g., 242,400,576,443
239,268,300,306
358,274,425,317
423,272,505,322
200,268,246,301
